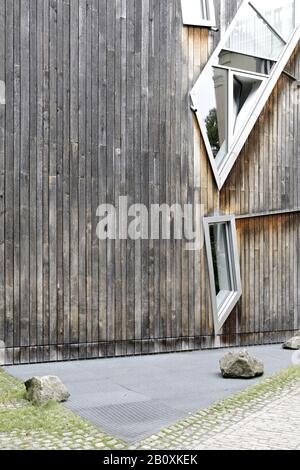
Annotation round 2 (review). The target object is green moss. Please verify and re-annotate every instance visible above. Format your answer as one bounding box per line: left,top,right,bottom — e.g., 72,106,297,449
0,403,92,433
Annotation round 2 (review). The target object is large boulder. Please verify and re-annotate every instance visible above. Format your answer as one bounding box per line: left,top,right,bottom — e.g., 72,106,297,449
283,336,300,350
25,376,70,405
220,350,264,379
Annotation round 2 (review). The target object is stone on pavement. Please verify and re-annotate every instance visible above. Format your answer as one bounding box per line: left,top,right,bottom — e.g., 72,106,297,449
283,336,300,350
25,376,70,405
220,350,264,379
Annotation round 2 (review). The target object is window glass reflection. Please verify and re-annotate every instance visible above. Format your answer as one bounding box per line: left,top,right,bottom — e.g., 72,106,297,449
199,67,228,161
226,3,285,60
219,50,274,75
251,0,295,41
181,0,207,25
232,74,263,135
209,223,232,308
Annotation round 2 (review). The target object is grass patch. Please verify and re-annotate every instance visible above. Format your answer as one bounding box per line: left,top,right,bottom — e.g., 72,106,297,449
0,368,126,449
0,368,26,403
0,401,92,434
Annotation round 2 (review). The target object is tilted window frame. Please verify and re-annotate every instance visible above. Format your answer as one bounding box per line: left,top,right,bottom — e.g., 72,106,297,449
181,0,216,28
191,0,300,190
203,215,242,334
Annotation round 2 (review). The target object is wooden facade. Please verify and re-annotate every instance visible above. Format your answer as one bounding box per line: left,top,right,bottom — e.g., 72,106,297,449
0,0,299,364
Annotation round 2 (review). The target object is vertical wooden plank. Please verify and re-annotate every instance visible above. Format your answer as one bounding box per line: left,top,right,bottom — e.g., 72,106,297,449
90,0,99,349
62,0,71,357
125,0,135,354
106,0,115,355
56,0,64,348
19,0,30,362
49,0,58,360
29,0,37,351
70,0,79,358
277,215,283,332
133,0,142,353
294,215,298,331
0,0,5,348
272,215,278,335
98,0,107,353
120,0,127,353
180,12,189,343
78,0,87,356
165,0,172,343
42,0,50,362
84,0,92,354
36,0,44,353
13,0,21,361
4,0,14,349
174,0,183,345
148,0,160,350
141,0,149,350
114,0,122,355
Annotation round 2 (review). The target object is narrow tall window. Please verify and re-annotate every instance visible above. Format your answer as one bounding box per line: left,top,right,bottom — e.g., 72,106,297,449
181,0,216,28
203,216,242,333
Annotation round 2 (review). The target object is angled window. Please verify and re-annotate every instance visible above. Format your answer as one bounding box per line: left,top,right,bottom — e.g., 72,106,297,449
191,0,300,189
250,0,296,41
225,3,286,60
203,216,242,334
181,0,216,28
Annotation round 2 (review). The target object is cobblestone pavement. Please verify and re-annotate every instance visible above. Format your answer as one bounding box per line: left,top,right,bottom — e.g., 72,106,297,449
0,430,126,451
1,366,300,450
134,375,300,450
198,387,300,450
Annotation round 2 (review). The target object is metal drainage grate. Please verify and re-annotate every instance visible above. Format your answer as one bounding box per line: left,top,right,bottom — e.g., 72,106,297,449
74,399,186,443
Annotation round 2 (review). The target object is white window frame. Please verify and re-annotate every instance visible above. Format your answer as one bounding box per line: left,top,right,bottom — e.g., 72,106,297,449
191,0,300,189
203,215,242,334
181,0,216,28
211,67,267,171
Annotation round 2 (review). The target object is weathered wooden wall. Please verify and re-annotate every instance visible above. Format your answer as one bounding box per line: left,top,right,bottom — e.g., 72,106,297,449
0,0,299,364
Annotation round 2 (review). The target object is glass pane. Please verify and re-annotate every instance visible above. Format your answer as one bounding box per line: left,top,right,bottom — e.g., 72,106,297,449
225,3,285,60
232,74,263,135
181,0,206,24
209,224,232,301
251,0,295,41
199,67,228,161
219,49,275,75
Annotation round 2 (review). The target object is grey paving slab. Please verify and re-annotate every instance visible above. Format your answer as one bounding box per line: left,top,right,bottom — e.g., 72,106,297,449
5,345,294,443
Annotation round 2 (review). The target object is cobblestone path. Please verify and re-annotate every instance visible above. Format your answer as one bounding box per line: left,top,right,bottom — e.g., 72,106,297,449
134,374,300,450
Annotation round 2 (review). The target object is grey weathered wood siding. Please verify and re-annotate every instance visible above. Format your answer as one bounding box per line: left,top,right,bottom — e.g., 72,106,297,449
0,0,299,364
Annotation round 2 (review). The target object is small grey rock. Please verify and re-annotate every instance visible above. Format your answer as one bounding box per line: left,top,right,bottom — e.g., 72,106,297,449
25,376,70,405
220,350,264,379
283,336,300,350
